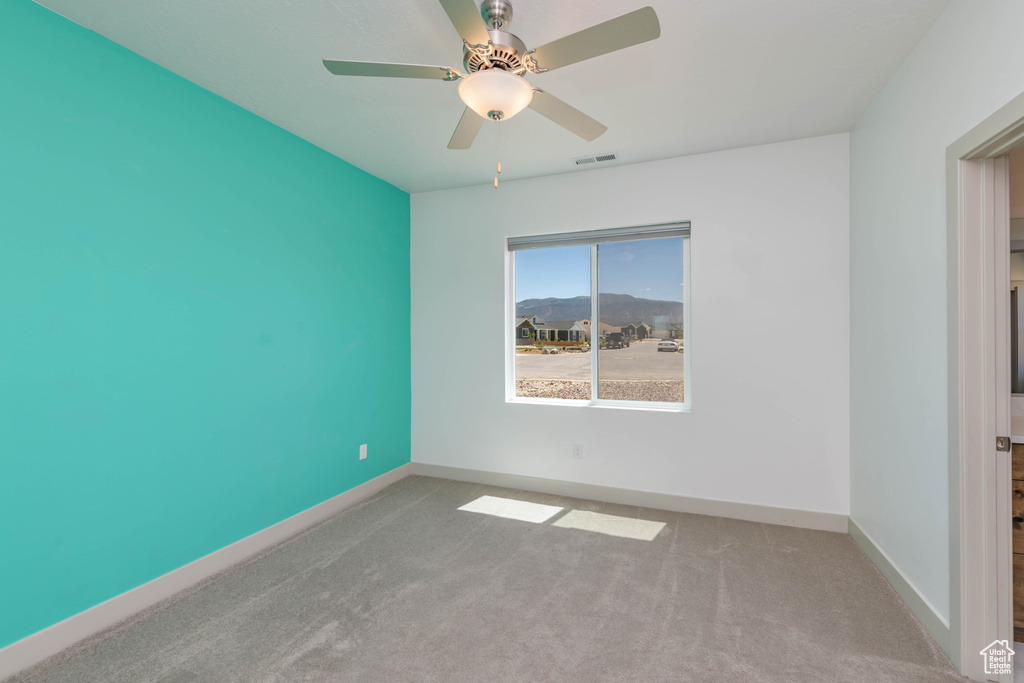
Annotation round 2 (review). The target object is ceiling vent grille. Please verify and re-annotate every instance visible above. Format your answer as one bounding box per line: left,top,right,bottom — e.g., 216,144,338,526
573,153,618,166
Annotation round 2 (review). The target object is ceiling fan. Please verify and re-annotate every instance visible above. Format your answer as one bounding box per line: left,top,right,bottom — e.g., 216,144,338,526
322,0,660,150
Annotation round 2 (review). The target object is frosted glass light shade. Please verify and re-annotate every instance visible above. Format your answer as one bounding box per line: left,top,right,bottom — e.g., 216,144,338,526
458,69,534,120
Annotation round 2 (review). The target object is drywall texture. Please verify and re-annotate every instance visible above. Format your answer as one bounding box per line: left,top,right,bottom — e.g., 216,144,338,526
0,1,410,649
31,0,948,193
411,135,850,518
850,0,1024,626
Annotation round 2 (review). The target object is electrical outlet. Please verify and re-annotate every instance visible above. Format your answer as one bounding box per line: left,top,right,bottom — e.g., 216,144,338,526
359,444,367,460
572,443,583,460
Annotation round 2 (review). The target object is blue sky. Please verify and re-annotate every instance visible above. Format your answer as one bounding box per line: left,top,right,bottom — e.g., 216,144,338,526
515,237,684,303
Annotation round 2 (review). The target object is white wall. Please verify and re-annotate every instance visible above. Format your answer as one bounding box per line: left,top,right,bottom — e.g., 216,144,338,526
850,0,1024,628
411,134,850,516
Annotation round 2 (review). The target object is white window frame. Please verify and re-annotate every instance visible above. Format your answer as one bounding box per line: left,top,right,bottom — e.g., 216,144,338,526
505,221,691,412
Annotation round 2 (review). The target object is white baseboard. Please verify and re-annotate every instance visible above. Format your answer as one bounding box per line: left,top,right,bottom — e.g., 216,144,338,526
410,463,848,532
0,463,413,682
847,517,951,656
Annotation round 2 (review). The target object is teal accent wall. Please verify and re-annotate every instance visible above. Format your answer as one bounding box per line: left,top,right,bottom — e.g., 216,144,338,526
0,1,410,649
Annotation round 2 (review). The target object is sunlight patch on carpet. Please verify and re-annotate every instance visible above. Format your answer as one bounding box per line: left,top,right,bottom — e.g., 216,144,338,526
458,495,564,523
552,509,665,541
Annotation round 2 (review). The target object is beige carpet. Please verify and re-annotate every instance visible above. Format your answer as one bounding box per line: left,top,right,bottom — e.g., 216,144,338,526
7,475,965,682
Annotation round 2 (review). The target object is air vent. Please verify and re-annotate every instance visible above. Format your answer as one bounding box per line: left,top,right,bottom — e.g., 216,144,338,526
573,153,618,166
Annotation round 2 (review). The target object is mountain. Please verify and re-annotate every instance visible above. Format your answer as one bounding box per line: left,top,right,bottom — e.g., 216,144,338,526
516,294,683,326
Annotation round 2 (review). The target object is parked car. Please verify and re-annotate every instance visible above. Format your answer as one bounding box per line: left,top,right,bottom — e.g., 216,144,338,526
605,332,629,349
657,339,680,352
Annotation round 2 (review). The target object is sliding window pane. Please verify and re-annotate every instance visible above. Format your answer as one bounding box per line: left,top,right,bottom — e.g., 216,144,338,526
514,245,592,400
596,237,684,402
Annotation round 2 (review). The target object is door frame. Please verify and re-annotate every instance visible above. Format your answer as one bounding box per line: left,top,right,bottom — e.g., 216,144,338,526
947,91,1024,680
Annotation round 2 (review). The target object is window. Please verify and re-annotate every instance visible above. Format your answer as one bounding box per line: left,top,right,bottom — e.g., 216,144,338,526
509,222,690,409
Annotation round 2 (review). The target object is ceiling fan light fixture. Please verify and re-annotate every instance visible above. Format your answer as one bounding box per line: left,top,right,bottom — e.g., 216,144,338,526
458,69,534,121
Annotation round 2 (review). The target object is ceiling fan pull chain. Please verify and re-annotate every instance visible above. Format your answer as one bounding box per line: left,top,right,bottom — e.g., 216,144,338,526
494,120,501,189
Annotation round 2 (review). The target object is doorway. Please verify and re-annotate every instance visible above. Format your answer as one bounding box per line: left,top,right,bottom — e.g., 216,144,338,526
949,94,1024,682
1008,148,1024,653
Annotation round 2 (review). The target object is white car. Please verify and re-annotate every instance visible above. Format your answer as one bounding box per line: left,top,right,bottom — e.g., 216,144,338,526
657,339,680,352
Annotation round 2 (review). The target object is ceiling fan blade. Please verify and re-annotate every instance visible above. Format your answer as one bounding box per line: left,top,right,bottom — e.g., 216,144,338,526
529,90,607,141
438,0,491,46
530,7,660,72
448,108,484,149
323,59,456,80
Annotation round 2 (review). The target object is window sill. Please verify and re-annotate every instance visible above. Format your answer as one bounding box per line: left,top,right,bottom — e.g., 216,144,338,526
506,396,690,413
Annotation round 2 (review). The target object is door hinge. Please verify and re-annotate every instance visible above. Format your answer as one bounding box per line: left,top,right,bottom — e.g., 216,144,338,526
997,436,1011,452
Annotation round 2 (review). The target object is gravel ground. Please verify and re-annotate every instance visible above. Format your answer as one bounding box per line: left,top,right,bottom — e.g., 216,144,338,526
516,342,683,381
516,379,684,402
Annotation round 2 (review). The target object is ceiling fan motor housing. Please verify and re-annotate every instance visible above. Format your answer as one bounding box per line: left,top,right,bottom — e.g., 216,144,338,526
463,29,527,74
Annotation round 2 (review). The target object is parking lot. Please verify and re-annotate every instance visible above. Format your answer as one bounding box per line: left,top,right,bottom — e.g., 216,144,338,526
515,339,684,382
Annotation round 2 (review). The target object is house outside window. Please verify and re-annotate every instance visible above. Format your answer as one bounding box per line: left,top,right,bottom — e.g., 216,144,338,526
508,222,690,410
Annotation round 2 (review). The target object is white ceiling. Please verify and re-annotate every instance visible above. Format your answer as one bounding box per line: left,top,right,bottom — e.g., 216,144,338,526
37,0,950,193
